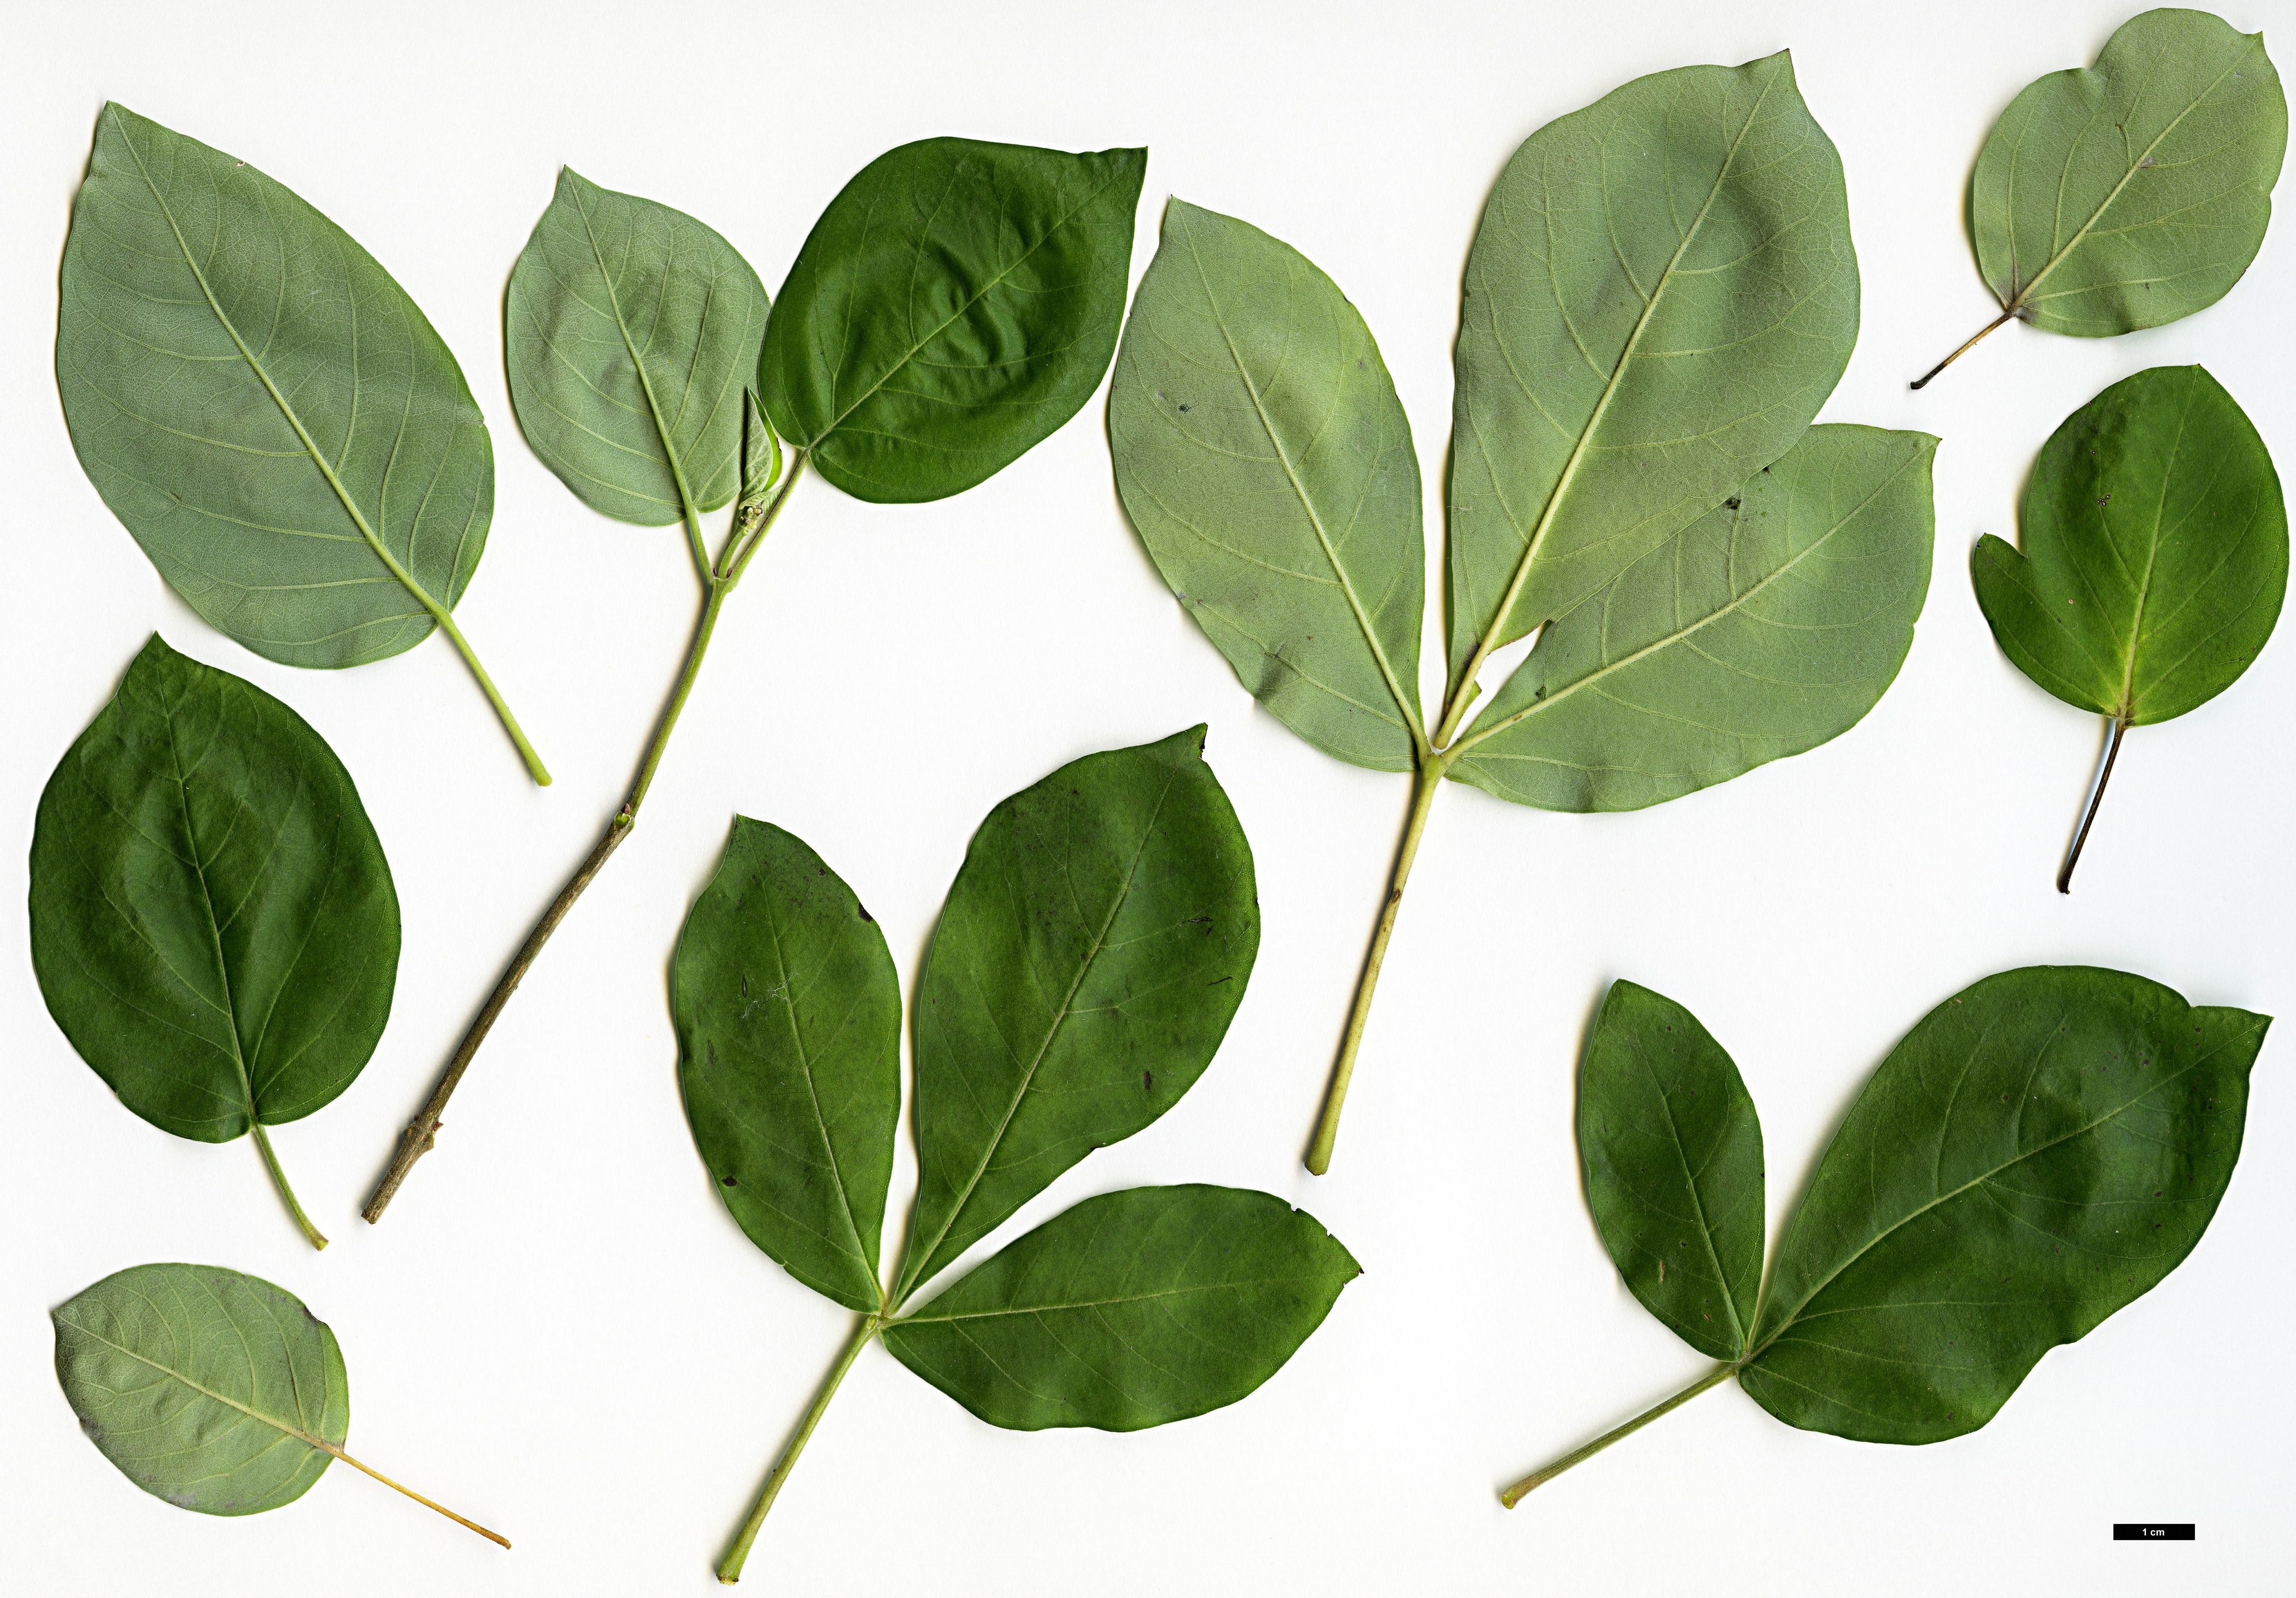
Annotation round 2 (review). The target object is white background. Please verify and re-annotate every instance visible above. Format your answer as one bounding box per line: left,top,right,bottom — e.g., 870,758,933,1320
2,0,2290,1591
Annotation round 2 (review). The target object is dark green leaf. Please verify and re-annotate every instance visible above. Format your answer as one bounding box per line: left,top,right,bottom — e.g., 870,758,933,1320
57,106,497,670
675,818,901,1313
505,169,771,525
1973,365,2286,725
1970,9,2286,338
1450,425,1935,812
894,727,1259,1298
761,138,1147,503
1447,53,1859,689
884,1185,1358,1431
1744,967,2266,1442
54,1262,346,1515
1109,200,1424,773
30,637,396,1181
1579,980,1764,1363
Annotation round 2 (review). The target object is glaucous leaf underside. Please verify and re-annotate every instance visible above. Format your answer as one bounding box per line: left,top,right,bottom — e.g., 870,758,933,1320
57,104,496,668
676,818,900,1313
506,168,770,525
762,137,1147,503
54,1263,347,1515
1110,200,1425,773
897,726,1261,1297
885,1185,1359,1431
1451,424,1937,811
1971,8,2287,337
1447,50,1861,682
1584,967,2266,1446
30,635,399,1142
1973,364,2287,725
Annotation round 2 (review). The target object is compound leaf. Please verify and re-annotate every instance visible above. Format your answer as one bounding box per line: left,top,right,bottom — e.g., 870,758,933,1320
676,818,901,1314
1971,8,2286,338
1744,967,2266,1443
1973,364,2286,725
1450,424,1936,811
54,1262,347,1516
884,1185,1358,1431
895,728,1259,1299
1110,200,1424,773
30,637,396,1207
1447,52,1859,688
57,105,497,670
505,169,770,525
1579,980,1764,1363
762,138,1146,503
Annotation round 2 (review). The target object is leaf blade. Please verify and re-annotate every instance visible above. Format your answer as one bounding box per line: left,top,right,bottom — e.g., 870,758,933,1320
896,728,1259,1297
505,169,771,525
57,104,496,668
1578,980,1765,1362
1109,201,1426,772
1743,966,2266,1443
1446,52,1859,688
1971,8,2286,337
1973,364,2287,726
762,138,1147,503
675,818,901,1313
884,1185,1358,1431
53,1263,347,1516
1449,424,1936,811
29,635,399,1143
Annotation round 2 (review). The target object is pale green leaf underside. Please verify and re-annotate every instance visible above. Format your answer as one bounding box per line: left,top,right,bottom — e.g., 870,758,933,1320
1447,50,1859,686
885,1185,1359,1431
1578,980,1765,1363
1110,200,1425,773
896,728,1259,1299
57,104,493,668
505,168,769,525
676,818,901,1315
1742,966,2264,1444
1973,364,2286,725
29,634,399,1143
54,1263,346,1516
1450,424,1936,812
1972,8,2286,337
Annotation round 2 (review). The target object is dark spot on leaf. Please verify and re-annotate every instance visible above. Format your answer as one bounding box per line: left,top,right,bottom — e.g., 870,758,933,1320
1143,1070,1154,1092
857,903,874,923
1724,496,1741,511
1177,403,1191,412
721,1175,737,1187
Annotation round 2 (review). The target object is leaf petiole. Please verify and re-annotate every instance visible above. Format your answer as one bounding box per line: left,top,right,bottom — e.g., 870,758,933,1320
1908,306,2016,391
249,1121,328,1251
718,1313,881,1583
321,1442,511,1548
2057,714,2129,894
1500,1362,1737,1505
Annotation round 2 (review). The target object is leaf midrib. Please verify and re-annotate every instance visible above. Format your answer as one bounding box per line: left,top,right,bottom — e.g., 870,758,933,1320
107,108,455,635
65,1316,328,1456
894,1272,1353,1326
570,179,706,532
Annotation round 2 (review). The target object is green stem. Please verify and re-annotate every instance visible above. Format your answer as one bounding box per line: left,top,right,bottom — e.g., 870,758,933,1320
1306,751,1446,1174
250,1122,327,1250
361,462,809,1223
718,1315,879,1583
431,609,553,787
1500,1363,1735,1505
1908,308,2015,391
2057,713,2129,894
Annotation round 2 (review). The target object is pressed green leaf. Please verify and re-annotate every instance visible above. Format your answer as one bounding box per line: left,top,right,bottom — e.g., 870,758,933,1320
505,169,770,525
55,1263,346,1515
885,1185,1359,1431
675,818,901,1313
894,727,1259,1298
57,105,498,670
1743,968,2266,1443
1446,51,1859,688
1109,201,1424,773
761,138,1147,503
1449,424,1937,811
1974,365,2286,725
1970,8,2286,339
30,635,396,1241
1579,981,1764,1363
